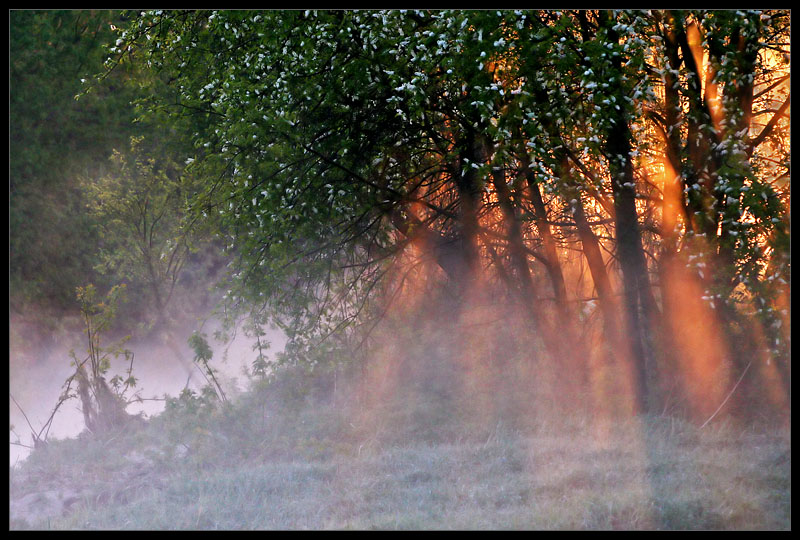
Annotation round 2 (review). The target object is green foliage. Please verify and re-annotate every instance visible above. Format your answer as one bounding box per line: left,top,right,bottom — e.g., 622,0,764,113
10,10,220,339
11,10,790,445
80,135,204,332
104,11,791,400
10,11,141,310
165,387,219,418
240,315,272,381
10,11,135,187
188,332,228,403
68,283,140,434
188,332,213,364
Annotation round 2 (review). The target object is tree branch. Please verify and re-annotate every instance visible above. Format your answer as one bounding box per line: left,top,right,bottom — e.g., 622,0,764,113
747,93,790,157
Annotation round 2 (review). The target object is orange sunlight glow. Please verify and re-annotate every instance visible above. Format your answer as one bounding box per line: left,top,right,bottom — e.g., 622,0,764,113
660,253,732,421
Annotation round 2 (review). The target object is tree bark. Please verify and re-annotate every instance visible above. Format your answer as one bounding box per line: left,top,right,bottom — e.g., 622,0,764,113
601,11,660,413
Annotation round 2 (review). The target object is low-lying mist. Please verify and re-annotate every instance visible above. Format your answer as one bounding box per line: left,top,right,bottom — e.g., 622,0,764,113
9,305,286,466
9,272,791,529
10,241,790,469
7,236,791,531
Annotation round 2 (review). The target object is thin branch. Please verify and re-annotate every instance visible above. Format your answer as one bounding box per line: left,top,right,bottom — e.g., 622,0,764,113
700,360,752,429
9,394,37,441
747,93,790,157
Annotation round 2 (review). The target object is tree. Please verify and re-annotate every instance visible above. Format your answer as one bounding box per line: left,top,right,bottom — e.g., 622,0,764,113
85,137,196,329
70,284,138,434
10,10,141,311
111,9,790,419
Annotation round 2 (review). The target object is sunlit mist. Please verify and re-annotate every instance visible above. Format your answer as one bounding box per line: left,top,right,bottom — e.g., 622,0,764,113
10,8,789,531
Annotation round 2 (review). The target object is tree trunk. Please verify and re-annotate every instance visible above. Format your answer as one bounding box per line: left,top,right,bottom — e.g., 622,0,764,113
564,180,622,351
453,130,485,285
602,11,659,414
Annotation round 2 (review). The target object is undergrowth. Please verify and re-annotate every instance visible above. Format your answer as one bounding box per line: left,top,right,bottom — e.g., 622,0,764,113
9,361,791,530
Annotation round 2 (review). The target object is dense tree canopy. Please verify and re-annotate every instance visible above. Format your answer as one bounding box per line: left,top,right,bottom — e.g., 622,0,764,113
12,10,789,423
105,9,789,417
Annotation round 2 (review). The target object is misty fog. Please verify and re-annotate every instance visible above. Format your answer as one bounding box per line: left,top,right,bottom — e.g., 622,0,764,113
10,307,286,466
9,9,790,531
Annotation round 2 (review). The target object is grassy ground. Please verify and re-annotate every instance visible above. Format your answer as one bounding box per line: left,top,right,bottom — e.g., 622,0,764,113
9,366,791,530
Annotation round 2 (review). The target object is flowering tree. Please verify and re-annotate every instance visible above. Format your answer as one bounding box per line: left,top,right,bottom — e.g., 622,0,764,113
107,9,790,417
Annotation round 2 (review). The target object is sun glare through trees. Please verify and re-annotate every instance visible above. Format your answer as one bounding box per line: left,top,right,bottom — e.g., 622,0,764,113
10,10,790,530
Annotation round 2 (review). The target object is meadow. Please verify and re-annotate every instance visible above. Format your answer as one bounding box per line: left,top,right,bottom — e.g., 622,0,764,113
10,365,791,530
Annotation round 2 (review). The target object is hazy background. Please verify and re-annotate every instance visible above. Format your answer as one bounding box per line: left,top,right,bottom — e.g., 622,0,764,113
10,308,286,465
